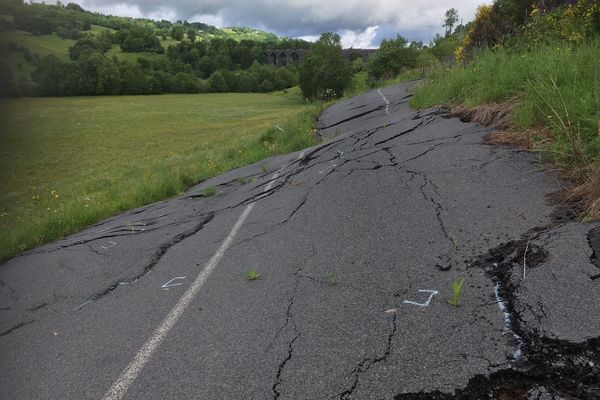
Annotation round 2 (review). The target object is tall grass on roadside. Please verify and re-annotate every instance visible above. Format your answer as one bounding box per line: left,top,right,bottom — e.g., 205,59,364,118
346,67,437,100
412,41,600,219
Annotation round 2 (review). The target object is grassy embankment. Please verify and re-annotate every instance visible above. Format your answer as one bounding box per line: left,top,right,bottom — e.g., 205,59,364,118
411,41,600,220
0,89,319,260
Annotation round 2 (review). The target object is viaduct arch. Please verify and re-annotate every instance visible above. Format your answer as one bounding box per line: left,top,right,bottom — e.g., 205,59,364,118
264,48,377,67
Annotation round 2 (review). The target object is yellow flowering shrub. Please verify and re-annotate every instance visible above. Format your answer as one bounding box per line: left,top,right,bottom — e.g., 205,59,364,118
456,4,499,62
523,0,600,46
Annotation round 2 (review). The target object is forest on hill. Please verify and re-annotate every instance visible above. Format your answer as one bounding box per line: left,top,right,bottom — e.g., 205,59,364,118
0,0,310,96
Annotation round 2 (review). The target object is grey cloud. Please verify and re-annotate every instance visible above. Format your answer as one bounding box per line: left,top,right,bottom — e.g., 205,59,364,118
76,0,484,43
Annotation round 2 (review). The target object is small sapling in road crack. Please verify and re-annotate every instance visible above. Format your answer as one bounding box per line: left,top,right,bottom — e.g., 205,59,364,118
245,270,261,281
327,272,337,286
448,278,465,307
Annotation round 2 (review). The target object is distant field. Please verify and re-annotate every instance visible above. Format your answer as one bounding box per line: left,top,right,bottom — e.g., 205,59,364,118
0,29,74,59
0,28,170,72
90,24,116,34
0,89,318,260
105,45,167,62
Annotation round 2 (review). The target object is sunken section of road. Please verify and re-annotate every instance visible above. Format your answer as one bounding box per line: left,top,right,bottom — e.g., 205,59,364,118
1,83,598,399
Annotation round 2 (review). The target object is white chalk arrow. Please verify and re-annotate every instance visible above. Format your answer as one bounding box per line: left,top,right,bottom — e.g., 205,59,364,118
402,289,439,307
161,276,187,290
100,241,117,250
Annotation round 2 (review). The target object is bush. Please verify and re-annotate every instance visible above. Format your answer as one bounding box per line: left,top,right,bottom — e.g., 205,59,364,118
367,35,419,80
207,70,227,92
298,32,351,99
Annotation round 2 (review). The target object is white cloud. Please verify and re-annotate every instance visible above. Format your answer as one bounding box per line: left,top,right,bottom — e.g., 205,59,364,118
189,13,225,28
340,26,378,48
296,34,320,43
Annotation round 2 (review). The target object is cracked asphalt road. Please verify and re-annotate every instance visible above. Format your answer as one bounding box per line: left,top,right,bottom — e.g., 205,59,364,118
1,82,599,400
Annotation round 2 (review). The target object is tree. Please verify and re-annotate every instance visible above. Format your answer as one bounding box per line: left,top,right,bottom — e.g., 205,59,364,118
97,57,121,95
0,63,17,97
187,29,196,42
69,37,102,61
33,55,81,96
444,8,459,37
207,70,227,92
366,36,418,80
171,25,184,41
119,62,151,94
298,32,351,99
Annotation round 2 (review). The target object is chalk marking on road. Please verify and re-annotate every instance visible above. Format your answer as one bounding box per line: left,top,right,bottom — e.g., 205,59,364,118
119,279,138,286
402,289,438,307
72,300,92,311
101,150,306,400
100,241,117,250
377,88,390,115
161,276,187,290
318,163,337,174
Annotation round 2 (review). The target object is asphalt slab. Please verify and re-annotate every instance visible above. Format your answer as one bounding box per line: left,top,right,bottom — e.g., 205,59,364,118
1,82,599,400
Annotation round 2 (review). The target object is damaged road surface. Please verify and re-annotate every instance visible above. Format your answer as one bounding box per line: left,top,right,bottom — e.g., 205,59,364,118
1,82,599,399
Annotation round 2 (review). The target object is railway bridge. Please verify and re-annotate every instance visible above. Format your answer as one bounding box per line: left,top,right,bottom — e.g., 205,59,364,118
264,48,377,67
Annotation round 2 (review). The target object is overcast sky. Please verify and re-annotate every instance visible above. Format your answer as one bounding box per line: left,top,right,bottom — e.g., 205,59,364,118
70,0,490,47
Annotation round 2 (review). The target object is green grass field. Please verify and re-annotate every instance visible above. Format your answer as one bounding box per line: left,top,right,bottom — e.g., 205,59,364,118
0,29,74,59
90,24,116,34
0,89,319,260
105,45,167,62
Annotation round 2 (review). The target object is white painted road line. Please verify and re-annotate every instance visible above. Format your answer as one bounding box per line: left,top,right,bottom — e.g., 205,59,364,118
377,88,390,115
101,151,305,400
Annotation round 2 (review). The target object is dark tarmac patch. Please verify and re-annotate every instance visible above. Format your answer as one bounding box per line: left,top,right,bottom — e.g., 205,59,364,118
511,244,549,269
435,263,452,272
588,226,600,270
395,350,600,399
549,204,576,224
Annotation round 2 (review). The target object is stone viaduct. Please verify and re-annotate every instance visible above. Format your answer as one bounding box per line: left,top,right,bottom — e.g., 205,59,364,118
264,48,377,67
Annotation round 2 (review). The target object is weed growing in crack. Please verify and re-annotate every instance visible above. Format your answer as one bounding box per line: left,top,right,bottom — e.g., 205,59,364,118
125,220,135,232
237,176,254,185
245,270,261,281
448,278,465,307
260,164,268,173
327,272,337,286
202,186,217,197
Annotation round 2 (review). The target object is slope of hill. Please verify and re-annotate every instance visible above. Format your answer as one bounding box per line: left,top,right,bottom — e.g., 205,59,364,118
0,0,310,97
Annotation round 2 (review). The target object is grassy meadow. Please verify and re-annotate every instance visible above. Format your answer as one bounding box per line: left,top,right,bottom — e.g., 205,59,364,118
0,89,319,260
1,29,74,59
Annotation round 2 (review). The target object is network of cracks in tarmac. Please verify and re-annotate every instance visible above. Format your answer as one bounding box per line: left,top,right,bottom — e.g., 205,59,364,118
395,220,600,400
314,93,600,400
3,87,599,400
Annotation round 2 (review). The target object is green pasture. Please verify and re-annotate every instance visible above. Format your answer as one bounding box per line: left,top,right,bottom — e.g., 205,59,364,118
0,29,74,59
0,89,319,260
